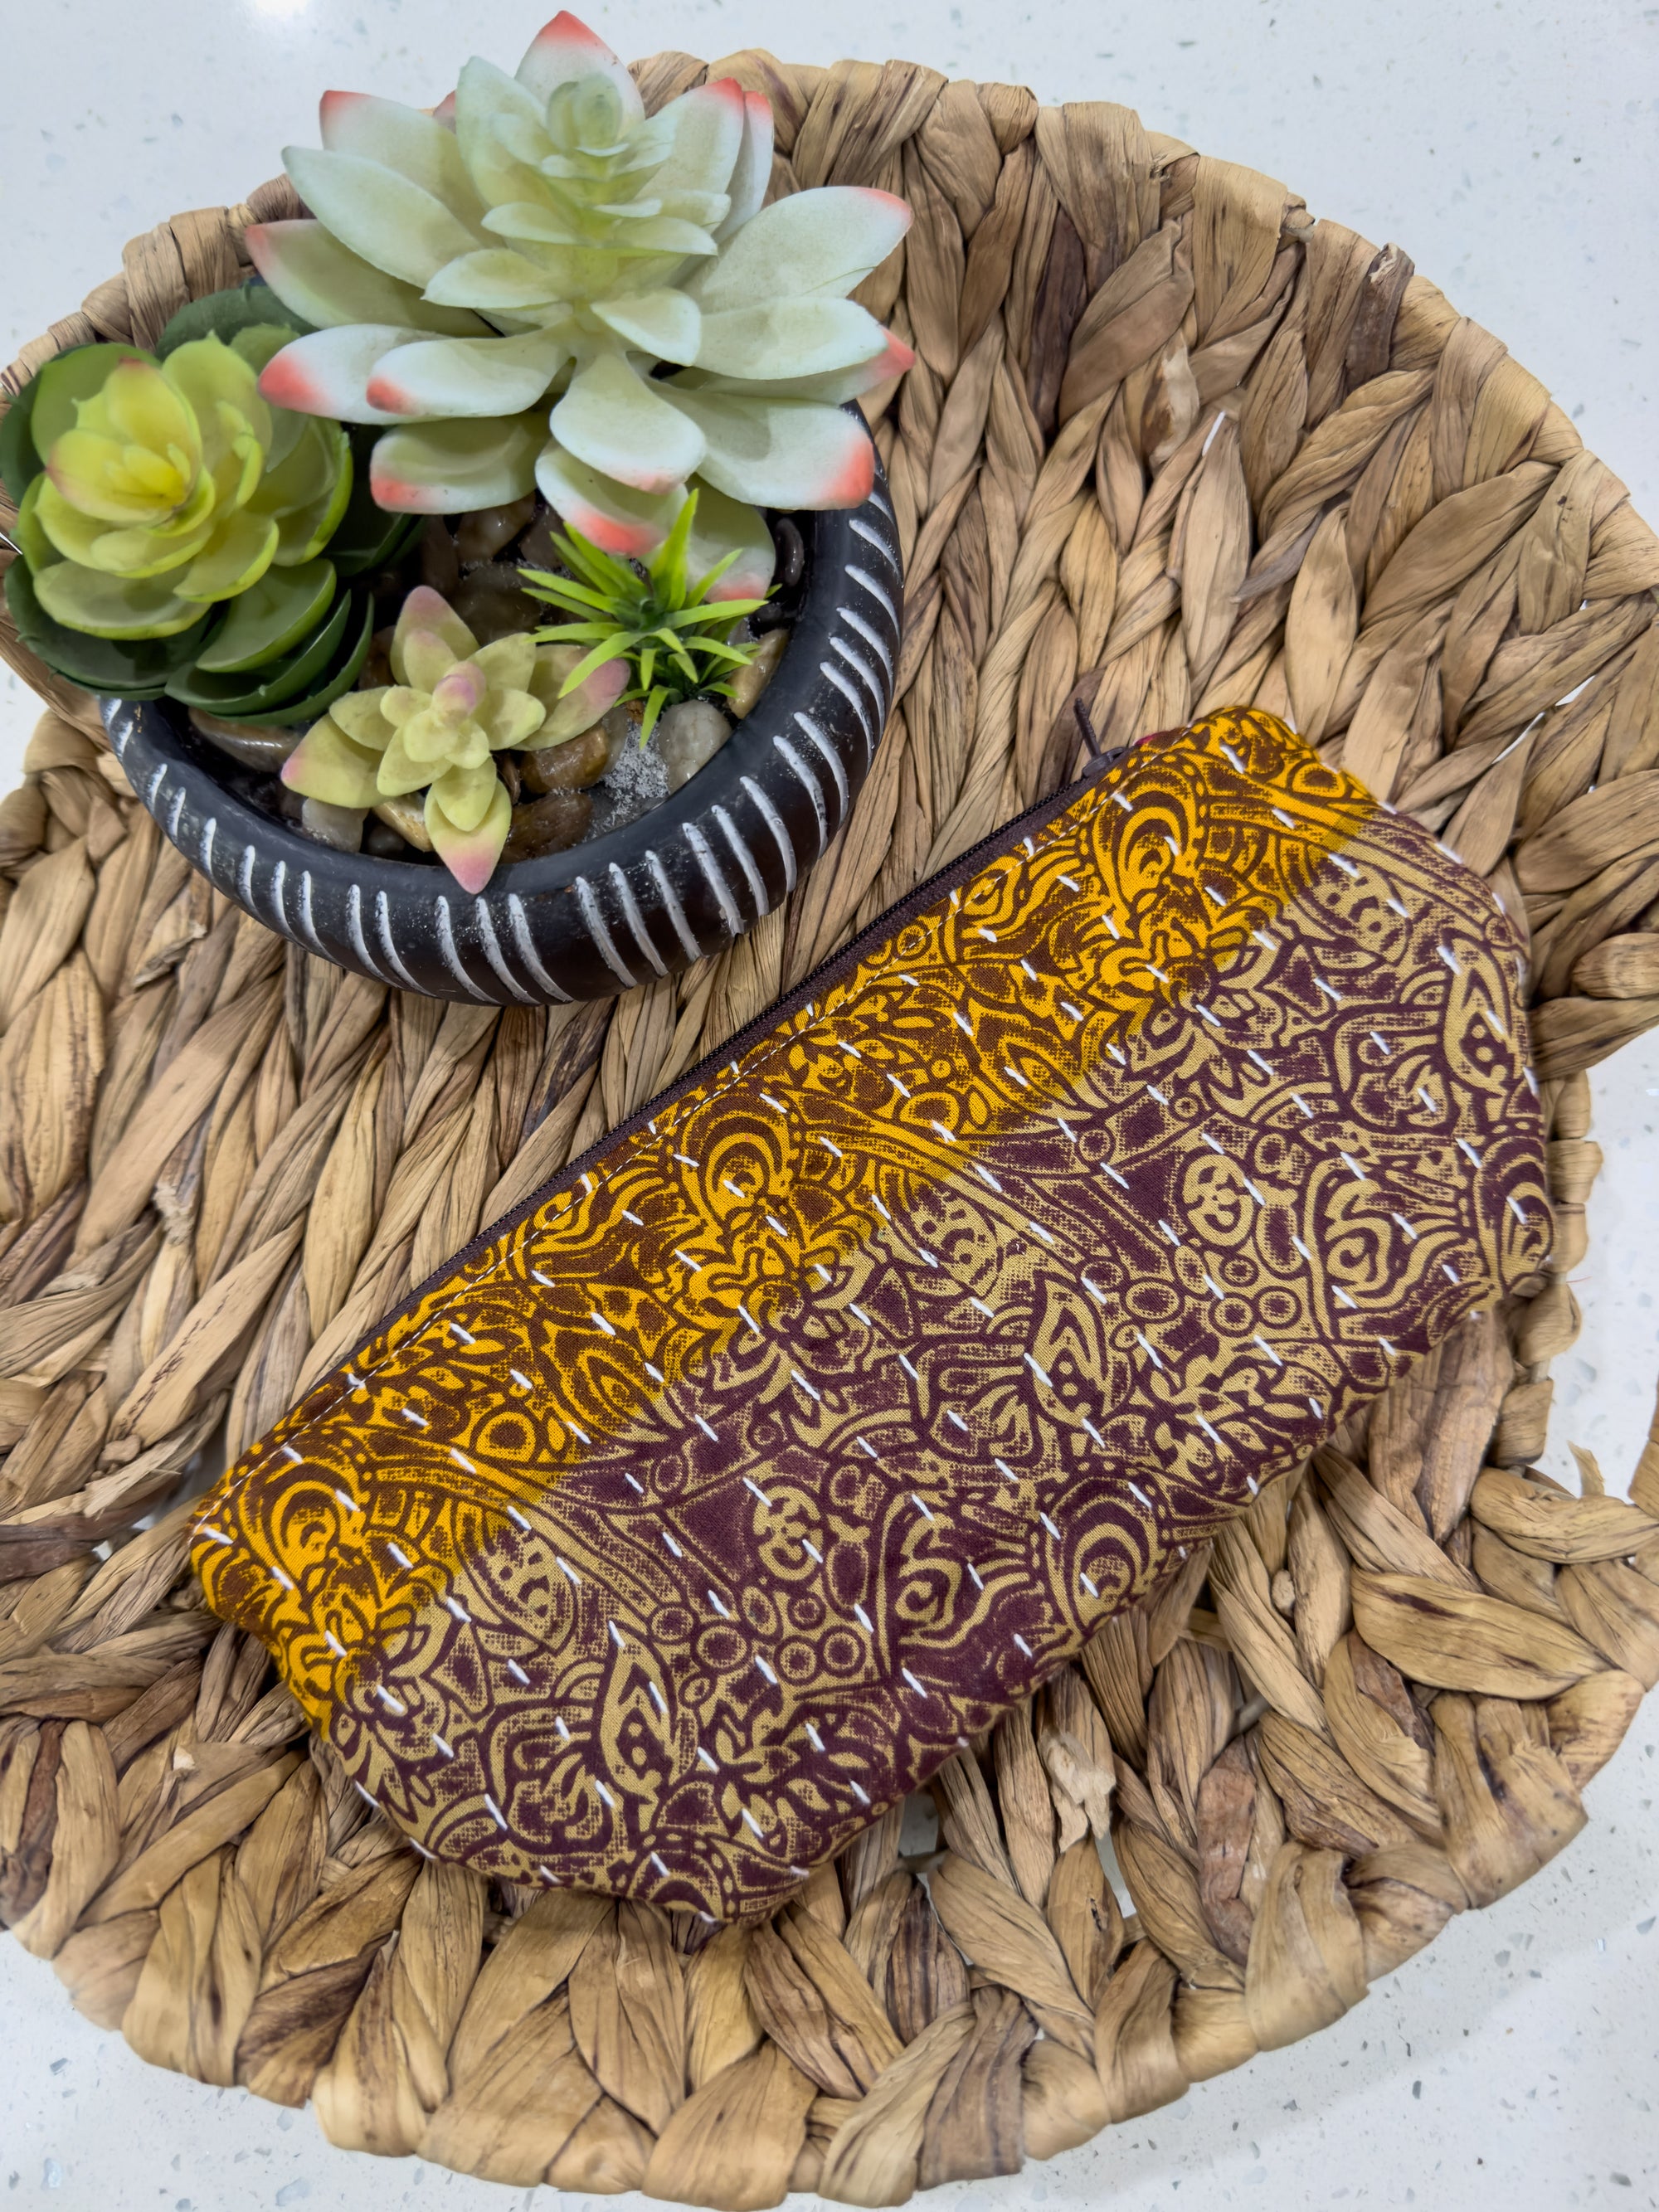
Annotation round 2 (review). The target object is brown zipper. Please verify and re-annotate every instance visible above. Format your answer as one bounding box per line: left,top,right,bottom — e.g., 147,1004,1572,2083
371,740,1144,1354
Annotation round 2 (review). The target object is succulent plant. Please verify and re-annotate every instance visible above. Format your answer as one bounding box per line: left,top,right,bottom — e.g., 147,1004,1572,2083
521,489,769,741
2,290,436,712
281,583,624,888
247,11,912,590
14,330,352,639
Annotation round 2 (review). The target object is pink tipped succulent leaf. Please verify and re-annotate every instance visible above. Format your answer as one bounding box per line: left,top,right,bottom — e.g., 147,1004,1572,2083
431,660,489,722
513,12,643,124
684,481,778,601
317,90,486,221
258,325,422,424
660,388,875,510
369,415,543,513
281,716,385,809
392,586,479,678
533,445,685,561
426,771,512,892
363,326,573,419
687,325,916,407
532,456,773,605
530,645,630,741
550,353,707,495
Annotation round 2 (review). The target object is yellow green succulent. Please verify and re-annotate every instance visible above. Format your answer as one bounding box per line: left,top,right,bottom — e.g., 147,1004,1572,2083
281,583,624,888
16,330,352,639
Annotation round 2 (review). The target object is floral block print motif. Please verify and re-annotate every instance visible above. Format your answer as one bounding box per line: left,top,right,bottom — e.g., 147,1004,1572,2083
192,709,1550,1917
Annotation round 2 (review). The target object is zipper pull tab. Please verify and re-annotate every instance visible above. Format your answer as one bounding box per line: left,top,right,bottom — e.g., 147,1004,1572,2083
1074,698,1129,775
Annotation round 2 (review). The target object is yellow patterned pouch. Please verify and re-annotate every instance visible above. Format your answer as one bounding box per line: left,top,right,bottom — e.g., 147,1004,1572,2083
192,707,1550,1917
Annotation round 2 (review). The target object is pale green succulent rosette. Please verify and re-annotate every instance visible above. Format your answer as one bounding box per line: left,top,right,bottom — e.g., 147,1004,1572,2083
248,10,914,587
22,330,353,642
282,584,625,891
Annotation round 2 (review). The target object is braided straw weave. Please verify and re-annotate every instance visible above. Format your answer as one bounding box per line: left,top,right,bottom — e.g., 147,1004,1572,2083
3,46,1659,2201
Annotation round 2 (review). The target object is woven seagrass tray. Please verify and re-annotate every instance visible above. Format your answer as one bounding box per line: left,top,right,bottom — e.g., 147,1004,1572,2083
2,46,1659,2204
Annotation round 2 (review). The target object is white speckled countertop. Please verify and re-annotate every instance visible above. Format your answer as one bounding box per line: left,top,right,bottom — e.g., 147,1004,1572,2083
2,2,1656,2204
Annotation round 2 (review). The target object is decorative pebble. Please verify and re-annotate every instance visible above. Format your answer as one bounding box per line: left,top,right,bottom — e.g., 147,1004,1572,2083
372,795,433,852
456,493,537,566
500,788,592,862
515,503,563,572
362,814,409,858
187,709,298,771
450,562,547,643
419,517,460,596
520,719,615,794
299,798,366,853
358,626,395,688
727,627,789,719
775,515,806,589
656,698,733,793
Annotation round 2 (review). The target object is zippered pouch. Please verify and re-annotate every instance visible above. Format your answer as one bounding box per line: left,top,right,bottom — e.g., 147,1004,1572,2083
192,706,1551,1918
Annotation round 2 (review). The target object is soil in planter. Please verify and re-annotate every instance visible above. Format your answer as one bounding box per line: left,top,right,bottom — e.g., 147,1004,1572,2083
180,496,801,866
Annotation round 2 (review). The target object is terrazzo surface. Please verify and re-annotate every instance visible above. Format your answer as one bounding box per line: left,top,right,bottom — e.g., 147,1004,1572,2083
1,0,1656,2203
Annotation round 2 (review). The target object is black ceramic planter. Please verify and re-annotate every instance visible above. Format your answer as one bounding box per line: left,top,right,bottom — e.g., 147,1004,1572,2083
102,469,902,1004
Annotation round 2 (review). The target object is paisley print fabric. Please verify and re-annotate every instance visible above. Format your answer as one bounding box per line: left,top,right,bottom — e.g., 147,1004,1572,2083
192,709,1551,1917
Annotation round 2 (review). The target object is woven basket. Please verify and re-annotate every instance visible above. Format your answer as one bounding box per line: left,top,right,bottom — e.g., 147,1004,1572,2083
2,46,1658,2204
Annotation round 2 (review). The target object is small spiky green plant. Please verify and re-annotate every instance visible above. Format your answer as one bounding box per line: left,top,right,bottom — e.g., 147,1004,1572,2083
519,491,771,741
